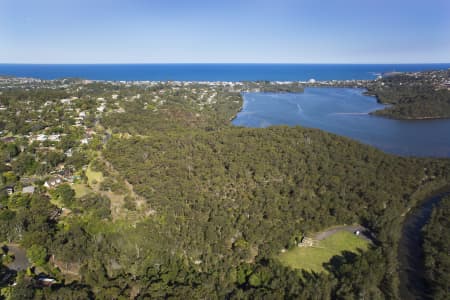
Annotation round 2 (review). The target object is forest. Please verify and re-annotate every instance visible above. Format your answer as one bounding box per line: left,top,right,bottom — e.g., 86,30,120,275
1,78,450,299
366,71,450,119
99,125,450,299
423,195,450,300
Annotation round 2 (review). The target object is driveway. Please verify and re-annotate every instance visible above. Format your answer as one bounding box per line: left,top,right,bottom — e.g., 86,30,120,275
5,244,30,271
313,225,373,242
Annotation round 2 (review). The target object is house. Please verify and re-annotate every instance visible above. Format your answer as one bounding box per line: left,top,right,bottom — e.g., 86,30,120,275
65,148,73,157
4,186,14,195
57,166,73,179
48,134,61,142
60,98,71,105
97,104,106,112
36,134,48,142
22,186,35,194
44,177,62,188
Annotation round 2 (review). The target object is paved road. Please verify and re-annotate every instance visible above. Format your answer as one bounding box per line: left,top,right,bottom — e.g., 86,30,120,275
5,244,30,271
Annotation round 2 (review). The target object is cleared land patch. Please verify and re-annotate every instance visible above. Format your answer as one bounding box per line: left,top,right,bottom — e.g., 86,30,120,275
72,183,93,198
278,231,369,273
86,165,104,187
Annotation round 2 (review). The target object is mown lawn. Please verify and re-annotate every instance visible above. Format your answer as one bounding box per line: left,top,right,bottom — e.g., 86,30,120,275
277,231,369,273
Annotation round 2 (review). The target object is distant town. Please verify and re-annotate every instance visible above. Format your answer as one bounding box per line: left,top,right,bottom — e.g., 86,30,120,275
2,67,449,90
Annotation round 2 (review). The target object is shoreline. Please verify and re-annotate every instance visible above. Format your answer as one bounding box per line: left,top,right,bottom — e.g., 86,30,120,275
2,73,449,122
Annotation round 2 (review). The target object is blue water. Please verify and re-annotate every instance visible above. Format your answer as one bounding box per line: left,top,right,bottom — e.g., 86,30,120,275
233,88,450,157
0,63,449,81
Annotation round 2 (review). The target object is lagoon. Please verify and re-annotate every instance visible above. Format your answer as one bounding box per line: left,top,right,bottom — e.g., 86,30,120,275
233,88,450,157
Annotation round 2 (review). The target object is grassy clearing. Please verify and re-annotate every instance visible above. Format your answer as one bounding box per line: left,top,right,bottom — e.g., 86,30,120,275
103,191,126,219
86,165,104,186
72,183,93,198
278,231,369,273
49,197,63,208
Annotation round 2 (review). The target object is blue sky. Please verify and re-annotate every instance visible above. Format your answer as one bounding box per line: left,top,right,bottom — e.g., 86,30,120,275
1,0,449,63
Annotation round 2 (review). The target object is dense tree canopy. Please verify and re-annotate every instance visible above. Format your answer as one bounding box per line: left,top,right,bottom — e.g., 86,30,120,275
367,71,450,119
102,126,450,298
1,76,449,299
423,195,450,299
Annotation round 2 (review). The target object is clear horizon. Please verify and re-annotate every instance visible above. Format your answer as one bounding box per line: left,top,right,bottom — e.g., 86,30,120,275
1,62,450,65
1,0,450,64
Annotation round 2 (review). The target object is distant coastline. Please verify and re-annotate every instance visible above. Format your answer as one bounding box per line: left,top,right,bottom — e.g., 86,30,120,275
0,63,449,82
2,66,449,121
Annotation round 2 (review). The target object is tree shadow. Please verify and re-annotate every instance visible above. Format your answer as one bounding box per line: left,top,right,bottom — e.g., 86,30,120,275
0,265,17,288
322,249,365,275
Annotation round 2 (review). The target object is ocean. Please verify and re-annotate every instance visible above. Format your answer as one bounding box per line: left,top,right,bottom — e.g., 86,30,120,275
0,63,449,81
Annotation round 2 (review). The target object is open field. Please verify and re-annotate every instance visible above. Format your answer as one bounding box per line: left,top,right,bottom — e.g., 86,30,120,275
278,231,369,273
